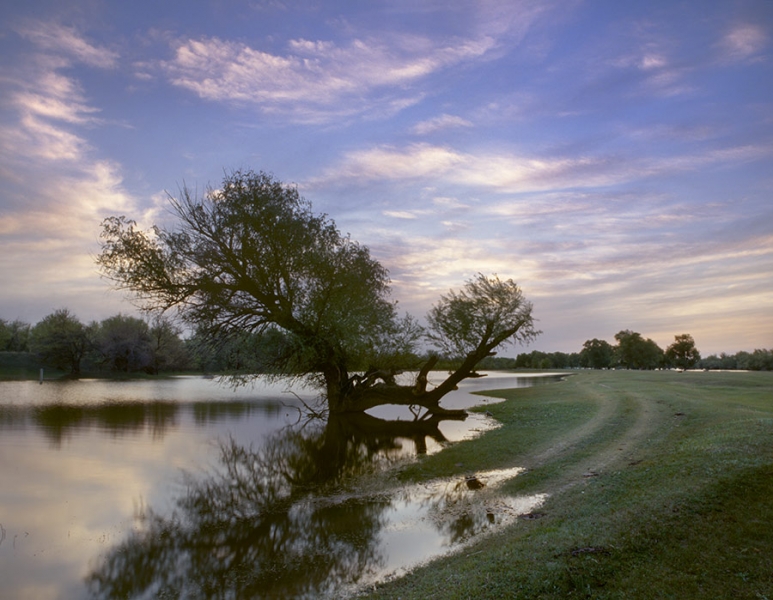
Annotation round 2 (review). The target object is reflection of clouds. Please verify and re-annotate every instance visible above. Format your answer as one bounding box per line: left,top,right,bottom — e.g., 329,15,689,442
0,378,311,600
376,467,546,578
3,374,522,598
0,413,293,599
1,432,161,600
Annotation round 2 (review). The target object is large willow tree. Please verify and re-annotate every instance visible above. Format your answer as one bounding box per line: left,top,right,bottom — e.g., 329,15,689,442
97,170,538,415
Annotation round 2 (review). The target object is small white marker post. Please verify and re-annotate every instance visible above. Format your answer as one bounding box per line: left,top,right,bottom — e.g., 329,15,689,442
39,368,44,384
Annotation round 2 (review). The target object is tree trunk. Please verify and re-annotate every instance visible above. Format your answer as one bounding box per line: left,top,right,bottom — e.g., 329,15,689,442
324,328,512,416
327,355,470,417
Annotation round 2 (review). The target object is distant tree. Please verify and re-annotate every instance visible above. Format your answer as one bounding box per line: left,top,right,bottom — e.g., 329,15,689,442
30,309,93,375
477,356,518,370
148,316,190,373
746,349,773,371
699,354,721,370
579,338,615,369
0,320,9,350
614,330,664,370
665,334,701,370
95,314,153,372
700,352,738,370
513,350,563,369
735,351,753,370
97,170,539,415
0,319,31,352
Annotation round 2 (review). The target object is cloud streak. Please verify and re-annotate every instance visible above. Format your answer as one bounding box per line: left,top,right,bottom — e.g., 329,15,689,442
316,141,771,193
160,33,494,122
719,23,768,62
0,21,144,320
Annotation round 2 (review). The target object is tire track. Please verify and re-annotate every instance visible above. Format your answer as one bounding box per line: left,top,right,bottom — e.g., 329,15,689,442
523,373,664,495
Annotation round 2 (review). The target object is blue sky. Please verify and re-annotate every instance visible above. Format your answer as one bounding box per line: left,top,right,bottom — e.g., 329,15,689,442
1,0,771,355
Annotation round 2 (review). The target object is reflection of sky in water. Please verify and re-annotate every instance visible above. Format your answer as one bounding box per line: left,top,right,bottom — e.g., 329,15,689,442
0,373,558,599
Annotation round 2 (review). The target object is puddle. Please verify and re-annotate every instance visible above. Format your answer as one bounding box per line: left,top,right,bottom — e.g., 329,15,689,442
86,459,547,600
299,467,548,598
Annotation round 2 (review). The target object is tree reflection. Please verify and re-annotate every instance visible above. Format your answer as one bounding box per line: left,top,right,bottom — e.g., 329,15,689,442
33,402,179,444
86,412,464,599
0,400,285,446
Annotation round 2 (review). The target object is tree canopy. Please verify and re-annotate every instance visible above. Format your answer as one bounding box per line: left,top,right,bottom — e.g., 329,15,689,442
613,329,664,370
665,334,701,370
579,338,615,369
30,309,92,375
97,170,538,414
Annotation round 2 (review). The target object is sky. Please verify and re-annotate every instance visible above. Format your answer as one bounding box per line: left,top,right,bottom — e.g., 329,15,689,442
0,0,771,356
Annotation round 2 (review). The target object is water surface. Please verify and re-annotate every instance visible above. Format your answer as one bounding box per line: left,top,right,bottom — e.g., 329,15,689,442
0,372,562,599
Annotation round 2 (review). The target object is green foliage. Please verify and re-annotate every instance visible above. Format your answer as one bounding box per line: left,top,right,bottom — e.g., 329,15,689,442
97,171,540,412
29,309,92,374
698,349,773,371
92,314,190,374
95,314,152,372
426,273,538,360
514,350,580,369
148,316,190,373
97,170,407,388
614,329,664,369
0,319,31,351
734,349,773,371
579,338,614,369
665,333,700,369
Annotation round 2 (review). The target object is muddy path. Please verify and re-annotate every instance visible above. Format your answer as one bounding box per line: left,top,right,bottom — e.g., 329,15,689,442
476,371,677,499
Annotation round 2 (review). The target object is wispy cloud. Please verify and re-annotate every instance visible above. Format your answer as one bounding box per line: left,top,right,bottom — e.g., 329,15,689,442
383,210,420,219
719,23,768,63
0,20,143,320
607,43,695,98
2,22,118,163
316,142,772,194
17,21,119,69
412,113,473,135
159,33,494,122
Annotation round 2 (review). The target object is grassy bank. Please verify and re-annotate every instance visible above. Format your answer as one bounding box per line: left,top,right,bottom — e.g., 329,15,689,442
364,370,773,599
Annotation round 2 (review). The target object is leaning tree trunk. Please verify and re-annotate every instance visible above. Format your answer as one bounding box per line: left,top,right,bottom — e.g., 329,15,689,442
328,353,487,418
322,320,527,417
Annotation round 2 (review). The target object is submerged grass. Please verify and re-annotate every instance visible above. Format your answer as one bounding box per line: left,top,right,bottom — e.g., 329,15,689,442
365,370,773,599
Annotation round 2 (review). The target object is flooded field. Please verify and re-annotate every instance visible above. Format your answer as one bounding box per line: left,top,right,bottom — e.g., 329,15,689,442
0,372,562,599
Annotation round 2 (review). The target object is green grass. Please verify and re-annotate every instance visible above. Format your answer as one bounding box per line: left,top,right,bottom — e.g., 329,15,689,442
365,370,773,599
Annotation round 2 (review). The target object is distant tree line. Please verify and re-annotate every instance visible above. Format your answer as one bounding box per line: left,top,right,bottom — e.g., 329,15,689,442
1,309,364,377
2,315,771,376
1,310,191,376
490,331,771,371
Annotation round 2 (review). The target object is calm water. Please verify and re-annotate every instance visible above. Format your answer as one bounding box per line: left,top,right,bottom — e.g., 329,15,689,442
0,372,562,599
